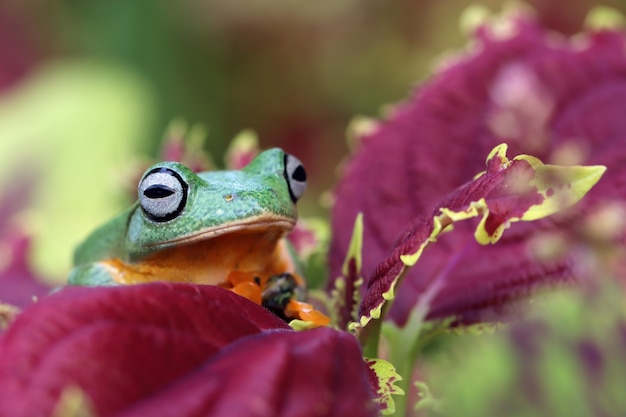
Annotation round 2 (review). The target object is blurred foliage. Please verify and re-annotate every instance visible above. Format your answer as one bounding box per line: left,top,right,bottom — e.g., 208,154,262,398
420,280,626,417
1,0,625,278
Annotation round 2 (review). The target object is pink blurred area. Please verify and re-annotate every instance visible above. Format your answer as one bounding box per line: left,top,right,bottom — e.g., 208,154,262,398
0,172,50,308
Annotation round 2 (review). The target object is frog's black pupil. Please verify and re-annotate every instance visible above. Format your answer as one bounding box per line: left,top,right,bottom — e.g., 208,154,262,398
292,165,306,182
144,184,175,199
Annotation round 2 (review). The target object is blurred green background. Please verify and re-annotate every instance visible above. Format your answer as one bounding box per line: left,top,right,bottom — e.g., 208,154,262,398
0,0,623,280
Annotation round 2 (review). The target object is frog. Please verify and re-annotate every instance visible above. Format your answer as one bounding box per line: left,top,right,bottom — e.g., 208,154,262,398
69,148,328,325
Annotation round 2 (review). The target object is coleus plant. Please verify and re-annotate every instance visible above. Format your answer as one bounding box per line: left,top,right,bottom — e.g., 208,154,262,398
1,7,625,417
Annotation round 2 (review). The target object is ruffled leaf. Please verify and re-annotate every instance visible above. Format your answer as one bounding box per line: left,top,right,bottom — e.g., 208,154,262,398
329,13,626,325
353,145,604,330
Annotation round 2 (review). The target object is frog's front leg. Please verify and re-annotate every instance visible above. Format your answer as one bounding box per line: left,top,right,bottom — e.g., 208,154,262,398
261,273,306,320
68,262,119,286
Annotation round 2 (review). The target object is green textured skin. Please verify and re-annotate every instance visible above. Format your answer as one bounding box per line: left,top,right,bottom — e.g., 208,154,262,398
70,148,299,284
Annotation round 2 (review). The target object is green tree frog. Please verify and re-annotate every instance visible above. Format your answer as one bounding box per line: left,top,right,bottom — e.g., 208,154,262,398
69,148,328,325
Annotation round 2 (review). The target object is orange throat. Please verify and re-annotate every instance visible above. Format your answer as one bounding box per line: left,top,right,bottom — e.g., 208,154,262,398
101,230,298,288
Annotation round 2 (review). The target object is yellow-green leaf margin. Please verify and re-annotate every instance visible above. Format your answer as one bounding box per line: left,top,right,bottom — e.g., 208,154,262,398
352,143,605,331
366,357,405,415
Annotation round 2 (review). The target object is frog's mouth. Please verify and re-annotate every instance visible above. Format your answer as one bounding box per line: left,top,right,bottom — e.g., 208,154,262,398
153,216,296,247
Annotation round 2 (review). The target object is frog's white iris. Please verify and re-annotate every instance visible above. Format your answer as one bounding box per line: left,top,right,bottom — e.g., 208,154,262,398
284,154,307,202
138,167,188,222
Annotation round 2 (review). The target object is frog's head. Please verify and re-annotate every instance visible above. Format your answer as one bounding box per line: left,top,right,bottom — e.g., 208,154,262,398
124,148,306,260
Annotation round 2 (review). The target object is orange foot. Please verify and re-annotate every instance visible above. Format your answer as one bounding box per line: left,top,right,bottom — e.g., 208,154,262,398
226,270,330,327
285,300,330,327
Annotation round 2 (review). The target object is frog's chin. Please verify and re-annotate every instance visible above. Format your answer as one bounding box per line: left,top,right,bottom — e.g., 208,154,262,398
153,215,296,247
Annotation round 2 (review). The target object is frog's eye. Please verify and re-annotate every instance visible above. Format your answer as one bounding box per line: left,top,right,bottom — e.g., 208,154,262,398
284,153,307,202
138,167,188,222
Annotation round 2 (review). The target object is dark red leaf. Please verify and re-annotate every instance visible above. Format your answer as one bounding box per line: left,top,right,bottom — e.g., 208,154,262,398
0,284,289,417
117,328,377,417
0,283,377,417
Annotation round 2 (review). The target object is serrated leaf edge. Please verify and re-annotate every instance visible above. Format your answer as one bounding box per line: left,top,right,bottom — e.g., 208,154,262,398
350,144,606,332
366,357,405,415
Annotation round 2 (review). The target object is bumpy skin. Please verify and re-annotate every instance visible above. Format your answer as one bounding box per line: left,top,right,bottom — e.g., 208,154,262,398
69,148,299,286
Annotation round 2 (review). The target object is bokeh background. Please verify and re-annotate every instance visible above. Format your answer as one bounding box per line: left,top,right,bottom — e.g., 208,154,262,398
0,0,624,282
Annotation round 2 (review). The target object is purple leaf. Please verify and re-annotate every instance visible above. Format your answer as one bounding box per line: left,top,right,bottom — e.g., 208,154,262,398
355,145,604,328
329,15,626,325
0,284,288,416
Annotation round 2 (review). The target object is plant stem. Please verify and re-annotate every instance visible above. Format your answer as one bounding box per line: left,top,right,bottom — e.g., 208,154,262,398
387,242,471,416
361,317,382,358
